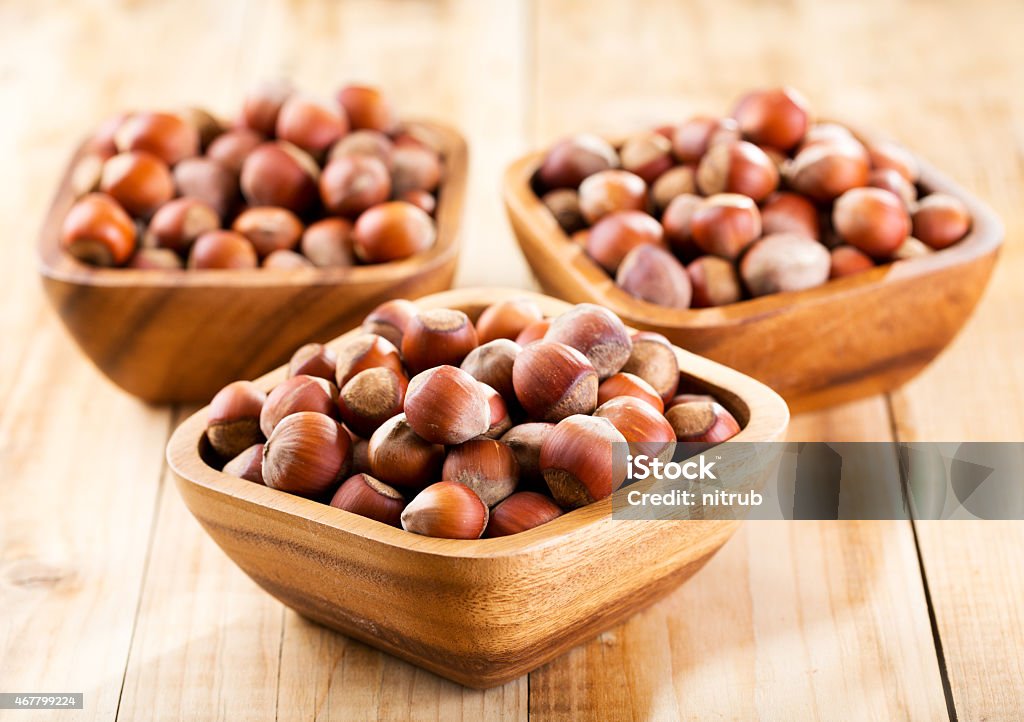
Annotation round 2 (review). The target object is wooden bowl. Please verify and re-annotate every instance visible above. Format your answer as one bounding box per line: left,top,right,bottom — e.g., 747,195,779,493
503,139,1003,413
38,121,467,403
166,288,789,689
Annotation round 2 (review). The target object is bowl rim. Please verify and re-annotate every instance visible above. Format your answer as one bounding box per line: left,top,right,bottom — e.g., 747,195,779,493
166,288,790,561
502,125,1004,330
37,119,468,290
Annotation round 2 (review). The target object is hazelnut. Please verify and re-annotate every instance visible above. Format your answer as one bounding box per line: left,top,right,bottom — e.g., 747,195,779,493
500,423,555,488
262,249,314,269
760,192,819,240
486,492,563,537
240,141,320,213
616,243,693,308
404,366,490,445
401,189,437,215
621,332,679,403
288,342,338,381
329,473,405,526
146,197,220,253
739,232,831,296
892,237,933,261
401,308,479,374
544,303,633,378
336,85,396,133
69,151,109,198
687,256,743,307
540,415,628,509
650,165,697,213
319,155,391,216
240,80,294,135
830,246,875,278
475,298,544,343
538,134,619,189
691,194,762,260
661,193,703,260
867,141,919,183
515,319,551,346
173,156,239,219
179,106,224,150
593,395,676,460
259,374,339,437
585,210,664,273
115,111,199,165
542,189,585,233
86,113,126,157
480,383,513,439
187,230,258,269
671,117,740,163
232,206,304,257
300,218,354,267
400,481,489,540
620,131,674,183
337,367,408,438
100,151,174,218
460,339,521,404
334,332,404,387
512,342,598,421
60,193,137,266
442,438,520,507
275,95,348,157
912,193,971,250
832,187,910,258
128,248,184,270
361,299,418,348
798,122,856,152
597,372,664,412
352,201,436,263
368,414,445,490
390,145,442,196
329,129,394,166
786,141,869,202
207,380,266,458
731,87,811,151
868,169,917,209
351,437,371,476
665,399,740,447
222,444,265,484
578,169,647,224
696,141,779,201
667,393,715,409
262,411,352,498
206,128,264,176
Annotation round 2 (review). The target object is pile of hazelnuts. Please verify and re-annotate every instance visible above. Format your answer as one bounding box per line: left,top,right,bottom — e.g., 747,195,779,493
59,81,442,270
204,297,741,539
535,87,973,308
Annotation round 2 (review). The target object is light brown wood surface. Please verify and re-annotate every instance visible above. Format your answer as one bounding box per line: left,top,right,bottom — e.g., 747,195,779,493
1,0,1021,720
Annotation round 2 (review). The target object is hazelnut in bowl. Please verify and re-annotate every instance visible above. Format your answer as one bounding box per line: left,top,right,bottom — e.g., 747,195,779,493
503,87,1002,412
166,288,788,688
38,81,466,403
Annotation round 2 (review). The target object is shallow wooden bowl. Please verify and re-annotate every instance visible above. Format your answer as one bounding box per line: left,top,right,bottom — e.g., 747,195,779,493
38,121,467,403
166,288,789,688
503,140,1002,413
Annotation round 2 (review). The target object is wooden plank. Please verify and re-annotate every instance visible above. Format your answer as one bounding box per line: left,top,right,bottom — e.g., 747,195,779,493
0,1,241,719
528,0,950,717
116,409,285,722
885,26,1024,716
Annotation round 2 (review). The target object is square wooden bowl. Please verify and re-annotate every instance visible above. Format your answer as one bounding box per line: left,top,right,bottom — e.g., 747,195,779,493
38,121,467,404
503,136,1002,413
166,288,789,688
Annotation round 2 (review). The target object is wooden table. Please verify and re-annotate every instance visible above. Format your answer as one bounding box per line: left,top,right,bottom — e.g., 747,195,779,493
2,1,1022,719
